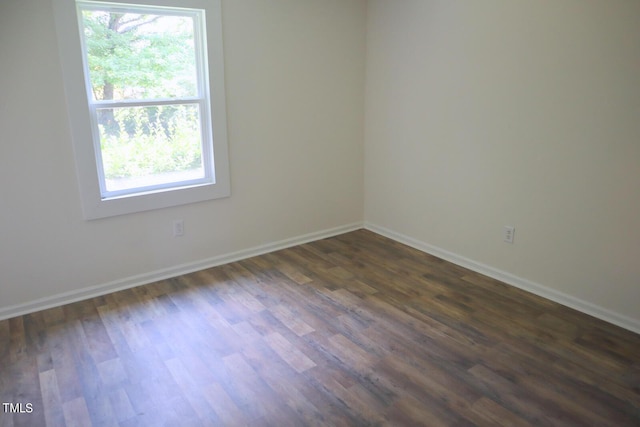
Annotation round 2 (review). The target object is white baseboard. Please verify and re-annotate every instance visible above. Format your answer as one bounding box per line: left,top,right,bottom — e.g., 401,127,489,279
364,222,640,335
4,221,638,334
0,222,363,321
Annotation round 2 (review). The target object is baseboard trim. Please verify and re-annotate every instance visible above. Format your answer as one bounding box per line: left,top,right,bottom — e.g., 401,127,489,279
5,221,638,334
0,222,363,321
364,222,640,334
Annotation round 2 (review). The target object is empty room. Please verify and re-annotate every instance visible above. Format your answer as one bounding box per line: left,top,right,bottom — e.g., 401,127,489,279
1,0,639,425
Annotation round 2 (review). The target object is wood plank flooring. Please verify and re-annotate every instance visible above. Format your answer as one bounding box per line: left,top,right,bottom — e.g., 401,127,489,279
1,229,639,426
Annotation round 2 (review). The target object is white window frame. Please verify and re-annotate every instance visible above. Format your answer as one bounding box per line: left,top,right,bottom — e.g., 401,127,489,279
52,0,230,219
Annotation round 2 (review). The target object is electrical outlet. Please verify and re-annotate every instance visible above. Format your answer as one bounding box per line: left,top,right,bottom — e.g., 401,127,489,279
503,226,515,244
173,219,184,237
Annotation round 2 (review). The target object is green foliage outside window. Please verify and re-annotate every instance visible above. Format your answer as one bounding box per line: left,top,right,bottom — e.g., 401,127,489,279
81,9,203,180
99,105,202,179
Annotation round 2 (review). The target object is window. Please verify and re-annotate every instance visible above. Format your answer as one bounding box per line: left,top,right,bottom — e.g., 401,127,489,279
52,0,230,219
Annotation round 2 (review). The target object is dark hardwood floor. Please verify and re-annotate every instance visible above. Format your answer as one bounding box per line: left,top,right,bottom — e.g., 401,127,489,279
1,230,639,426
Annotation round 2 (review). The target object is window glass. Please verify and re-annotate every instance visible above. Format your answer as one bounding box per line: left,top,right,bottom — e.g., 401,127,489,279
80,10,198,101
96,104,205,193
77,2,213,198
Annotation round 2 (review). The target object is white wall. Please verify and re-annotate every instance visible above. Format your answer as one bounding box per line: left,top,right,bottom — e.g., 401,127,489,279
0,0,365,314
365,0,640,327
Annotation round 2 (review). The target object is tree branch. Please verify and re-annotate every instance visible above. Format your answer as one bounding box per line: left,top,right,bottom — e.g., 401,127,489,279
118,15,162,33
